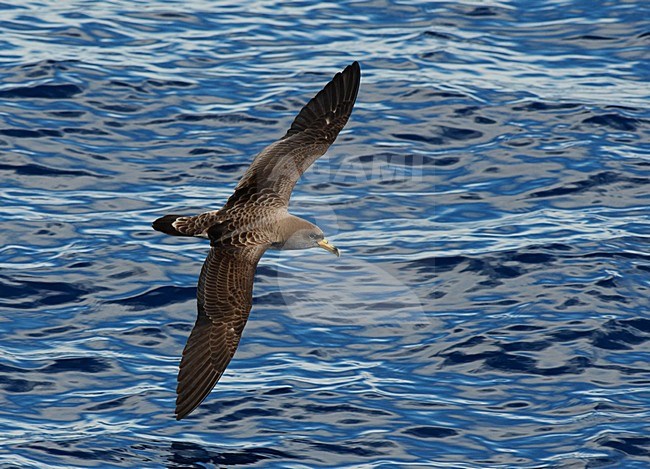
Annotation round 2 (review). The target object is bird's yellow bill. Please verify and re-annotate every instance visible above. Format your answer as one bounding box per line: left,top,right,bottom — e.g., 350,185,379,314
317,239,340,257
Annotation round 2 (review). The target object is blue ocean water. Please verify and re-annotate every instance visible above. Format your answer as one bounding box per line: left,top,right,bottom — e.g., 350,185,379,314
1,0,649,467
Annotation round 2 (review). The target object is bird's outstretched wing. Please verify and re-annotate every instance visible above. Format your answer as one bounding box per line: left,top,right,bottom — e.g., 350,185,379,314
175,245,267,420
225,61,360,209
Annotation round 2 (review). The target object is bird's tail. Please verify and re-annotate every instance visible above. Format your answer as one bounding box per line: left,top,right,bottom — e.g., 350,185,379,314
152,214,193,237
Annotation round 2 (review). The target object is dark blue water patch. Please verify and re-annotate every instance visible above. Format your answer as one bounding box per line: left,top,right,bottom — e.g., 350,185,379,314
557,297,589,310
146,78,194,88
444,348,592,376
439,126,483,141
41,357,111,374
423,30,456,41
0,162,106,178
356,152,435,166
450,105,478,117
624,319,650,333
591,318,650,350
0,375,52,393
167,322,193,335
175,112,276,125
19,440,139,467
504,138,536,148
473,116,496,124
439,318,650,373
217,406,281,424
597,435,650,457
61,127,110,136
0,2,22,10
404,248,556,278
0,362,28,374
0,277,91,309
512,101,582,112
87,101,142,114
0,83,82,99
393,125,483,146
48,110,86,118
193,161,250,174
566,34,617,42
120,325,168,348
465,6,499,17
403,426,458,439
510,252,555,264
407,255,470,274
459,192,483,201
18,59,80,75
263,386,293,396
189,148,229,156
528,171,649,199
0,358,110,391
582,113,644,131
256,290,298,307
406,244,641,298
140,171,190,184
490,401,530,410
122,326,166,339
25,324,79,338
301,403,392,418
49,22,136,47
296,438,386,457
504,324,545,333
391,133,441,147
197,395,264,422
402,88,467,101
463,258,524,280
166,441,294,468
108,285,196,310
110,80,149,94
84,396,131,412
586,288,629,305
0,128,62,138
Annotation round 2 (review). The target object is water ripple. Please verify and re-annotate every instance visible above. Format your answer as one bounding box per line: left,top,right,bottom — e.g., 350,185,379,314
1,0,649,467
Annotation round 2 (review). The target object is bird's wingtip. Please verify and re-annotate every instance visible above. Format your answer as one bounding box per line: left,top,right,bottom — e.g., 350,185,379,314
345,61,360,75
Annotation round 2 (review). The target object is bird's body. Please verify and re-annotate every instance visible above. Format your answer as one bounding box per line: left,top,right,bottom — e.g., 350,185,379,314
152,62,360,420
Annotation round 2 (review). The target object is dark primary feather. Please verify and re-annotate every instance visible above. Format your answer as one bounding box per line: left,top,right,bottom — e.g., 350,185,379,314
175,245,267,420
226,61,360,208
152,214,188,237
152,211,222,237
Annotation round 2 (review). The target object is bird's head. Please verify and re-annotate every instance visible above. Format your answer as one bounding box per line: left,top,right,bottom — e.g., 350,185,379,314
280,217,340,256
